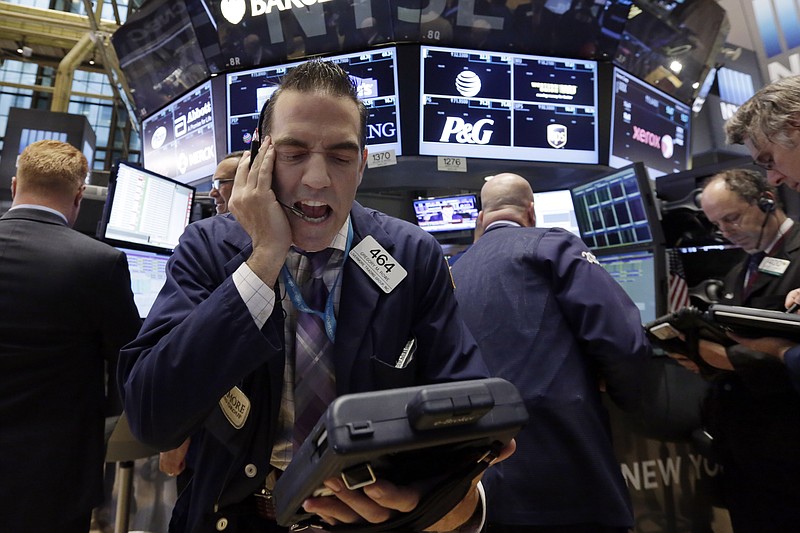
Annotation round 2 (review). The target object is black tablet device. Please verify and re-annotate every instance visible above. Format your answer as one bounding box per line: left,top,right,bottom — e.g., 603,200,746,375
272,378,528,531
707,304,800,340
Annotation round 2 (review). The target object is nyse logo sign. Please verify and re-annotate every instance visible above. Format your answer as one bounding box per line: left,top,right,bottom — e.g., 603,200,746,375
750,0,800,81
439,117,494,144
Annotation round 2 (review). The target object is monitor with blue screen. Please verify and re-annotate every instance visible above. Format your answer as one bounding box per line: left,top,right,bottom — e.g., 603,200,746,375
116,247,169,319
413,194,478,234
570,162,664,252
597,248,665,324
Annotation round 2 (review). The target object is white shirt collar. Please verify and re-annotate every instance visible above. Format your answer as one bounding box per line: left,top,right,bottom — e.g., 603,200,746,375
9,204,68,224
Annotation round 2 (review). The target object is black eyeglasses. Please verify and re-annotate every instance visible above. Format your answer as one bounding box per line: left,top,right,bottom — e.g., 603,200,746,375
212,178,234,189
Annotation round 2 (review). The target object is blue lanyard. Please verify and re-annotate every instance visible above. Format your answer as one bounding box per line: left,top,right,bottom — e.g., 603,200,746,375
280,220,353,342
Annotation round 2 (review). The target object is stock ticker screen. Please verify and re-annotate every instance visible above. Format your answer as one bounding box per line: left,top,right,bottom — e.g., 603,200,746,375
609,67,691,177
570,163,662,252
226,47,401,156
597,248,660,324
419,45,598,164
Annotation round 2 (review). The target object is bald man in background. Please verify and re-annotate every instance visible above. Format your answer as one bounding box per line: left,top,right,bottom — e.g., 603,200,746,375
451,173,650,533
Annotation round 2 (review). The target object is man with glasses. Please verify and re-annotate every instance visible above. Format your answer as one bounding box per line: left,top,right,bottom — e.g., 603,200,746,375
209,151,245,215
667,167,800,532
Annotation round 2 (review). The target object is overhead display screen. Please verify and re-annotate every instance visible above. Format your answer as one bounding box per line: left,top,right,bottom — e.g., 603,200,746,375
609,67,692,178
141,80,217,185
419,45,598,164
226,47,401,156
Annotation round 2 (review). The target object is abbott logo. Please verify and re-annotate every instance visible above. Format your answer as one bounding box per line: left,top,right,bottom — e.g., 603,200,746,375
439,117,494,144
547,124,567,149
220,0,247,24
455,71,481,98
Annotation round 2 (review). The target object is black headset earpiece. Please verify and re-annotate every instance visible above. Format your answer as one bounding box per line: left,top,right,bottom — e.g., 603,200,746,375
758,195,776,213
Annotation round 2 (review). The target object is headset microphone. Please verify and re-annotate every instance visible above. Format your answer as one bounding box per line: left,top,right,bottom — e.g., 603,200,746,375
754,195,776,250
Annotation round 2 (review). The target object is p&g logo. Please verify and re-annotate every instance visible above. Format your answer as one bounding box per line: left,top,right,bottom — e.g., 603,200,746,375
439,117,494,144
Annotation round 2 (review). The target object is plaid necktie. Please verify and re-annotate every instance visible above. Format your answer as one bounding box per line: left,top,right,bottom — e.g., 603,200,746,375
293,249,336,451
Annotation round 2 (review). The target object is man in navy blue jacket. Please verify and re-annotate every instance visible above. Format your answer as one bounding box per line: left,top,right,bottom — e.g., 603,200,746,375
118,60,501,533
451,173,651,533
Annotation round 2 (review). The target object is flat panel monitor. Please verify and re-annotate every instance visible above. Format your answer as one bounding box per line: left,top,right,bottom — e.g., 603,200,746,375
98,161,195,254
419,45,598,164
413,194,479,234
597,247,664,324
226,47,401,156
533,189,579,236
609,67,691,178
142,80,218,185
570,162,664,252
116,247,170,319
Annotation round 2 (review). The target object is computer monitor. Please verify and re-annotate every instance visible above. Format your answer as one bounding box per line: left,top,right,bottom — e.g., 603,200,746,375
608,67,691,178
413,194,479,234
141,79,218,185
597,247,666,324
116,247,170,319
226,47,402,156
533,189,579,236
419,45,598,164
98,161,195,254
571,162,664,252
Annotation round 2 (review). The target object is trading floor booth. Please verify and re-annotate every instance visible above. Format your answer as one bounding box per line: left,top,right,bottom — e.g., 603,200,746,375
98,0,737,530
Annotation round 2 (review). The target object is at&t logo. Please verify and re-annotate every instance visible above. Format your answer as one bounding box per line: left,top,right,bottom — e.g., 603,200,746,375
455,71,482,97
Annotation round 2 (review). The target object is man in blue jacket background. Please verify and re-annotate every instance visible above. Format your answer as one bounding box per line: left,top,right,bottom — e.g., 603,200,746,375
451,172,651,533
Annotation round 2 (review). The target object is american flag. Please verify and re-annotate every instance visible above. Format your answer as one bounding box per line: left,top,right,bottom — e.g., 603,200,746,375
667,248,691,312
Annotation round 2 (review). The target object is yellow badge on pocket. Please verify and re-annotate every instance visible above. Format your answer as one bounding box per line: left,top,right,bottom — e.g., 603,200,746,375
220,386,250,429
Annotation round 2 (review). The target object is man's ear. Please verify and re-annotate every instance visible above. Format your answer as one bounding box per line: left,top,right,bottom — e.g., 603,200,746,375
10,176,16,199
74,184,85,207
528,201,536,227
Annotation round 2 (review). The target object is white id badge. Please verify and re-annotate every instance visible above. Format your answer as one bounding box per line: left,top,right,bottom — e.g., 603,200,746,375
759,257,790,276
349,236,408,293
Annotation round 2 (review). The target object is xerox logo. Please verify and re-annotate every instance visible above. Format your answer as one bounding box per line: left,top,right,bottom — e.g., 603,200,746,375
455,71,481,98
439,117,494,144
632,125,674,159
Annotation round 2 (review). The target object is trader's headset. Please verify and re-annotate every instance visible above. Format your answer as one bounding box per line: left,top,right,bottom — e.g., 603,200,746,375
758,194,776,213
